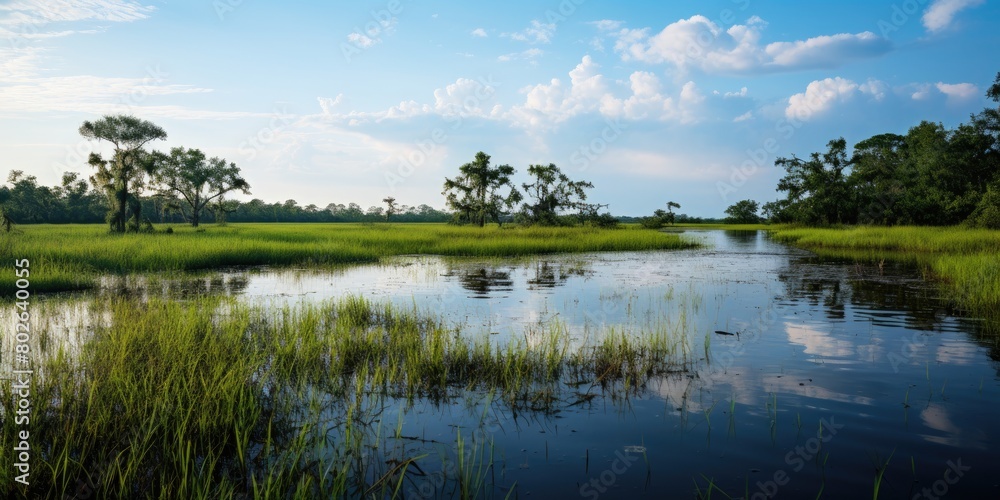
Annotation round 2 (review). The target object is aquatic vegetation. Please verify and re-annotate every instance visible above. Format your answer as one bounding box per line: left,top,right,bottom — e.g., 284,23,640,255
768,225,1000,329
0,294,691,498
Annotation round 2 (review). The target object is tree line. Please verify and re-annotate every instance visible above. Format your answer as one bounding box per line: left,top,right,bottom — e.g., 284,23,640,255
755,72,1000,228
0,171,453,226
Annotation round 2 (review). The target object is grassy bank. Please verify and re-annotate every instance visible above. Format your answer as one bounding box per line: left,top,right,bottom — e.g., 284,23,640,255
768,226,1000,326
0,295,690,498
0,223,697,294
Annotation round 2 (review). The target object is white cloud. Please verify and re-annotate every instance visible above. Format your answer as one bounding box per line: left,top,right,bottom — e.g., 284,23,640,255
498,48,543,62
935,82,979,100
346,17,398,48
859,78,889,101
0,74,216,117
318,94,344,116
784,77,891,120
590,20,623,31
347,32,378,48
724,87,748,98
785,77,859,121
504,56,707,128
505,20,556,44
733,111,752,122
613,16,890,74
922,0,984,33
0,0,155,27
471,28,487,38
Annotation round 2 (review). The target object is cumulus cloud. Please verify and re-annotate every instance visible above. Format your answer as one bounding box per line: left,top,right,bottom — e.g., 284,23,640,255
505,20,556,44
784,77,888,121
470,28,487,38
318,94,344,116
935,82,979,100
503,56,707,128
612,16,890,74
724,87,748,98
922,0,984,33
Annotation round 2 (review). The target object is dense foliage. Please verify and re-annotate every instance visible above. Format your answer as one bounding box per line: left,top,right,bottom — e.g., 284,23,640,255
765,73,1000,227
0,174,455,225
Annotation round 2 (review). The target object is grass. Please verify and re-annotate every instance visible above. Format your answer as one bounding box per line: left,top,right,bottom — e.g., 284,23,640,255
767,225,1000,329
0,223,697,294
0,294,692,498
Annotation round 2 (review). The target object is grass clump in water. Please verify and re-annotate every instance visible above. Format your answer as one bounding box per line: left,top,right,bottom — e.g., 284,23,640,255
0,295,690,498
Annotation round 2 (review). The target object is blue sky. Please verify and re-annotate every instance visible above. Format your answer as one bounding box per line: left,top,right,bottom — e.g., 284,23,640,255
2,0,998,217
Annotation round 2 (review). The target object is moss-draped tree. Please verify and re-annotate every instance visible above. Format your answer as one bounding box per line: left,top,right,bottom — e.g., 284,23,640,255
79,115,166,233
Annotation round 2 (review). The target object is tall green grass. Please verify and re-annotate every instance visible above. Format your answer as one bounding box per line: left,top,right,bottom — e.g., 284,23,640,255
768,226,1000,328
0,295,691,498
1,223,697,294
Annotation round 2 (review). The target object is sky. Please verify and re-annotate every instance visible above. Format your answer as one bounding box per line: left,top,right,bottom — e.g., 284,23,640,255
2,0,999,217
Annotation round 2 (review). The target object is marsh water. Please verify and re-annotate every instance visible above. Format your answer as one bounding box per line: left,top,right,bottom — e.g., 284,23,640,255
18,230,1000,497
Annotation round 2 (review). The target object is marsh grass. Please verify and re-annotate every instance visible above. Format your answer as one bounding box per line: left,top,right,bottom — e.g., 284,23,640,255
0,294,691,498
1,223,697,294
768,226,1000,330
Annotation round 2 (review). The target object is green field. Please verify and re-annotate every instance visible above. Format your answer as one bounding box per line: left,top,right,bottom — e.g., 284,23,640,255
0,223,698,294
768,225,1000,325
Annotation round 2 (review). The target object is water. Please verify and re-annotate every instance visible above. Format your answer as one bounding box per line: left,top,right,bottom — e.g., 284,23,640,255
11,230,1000,497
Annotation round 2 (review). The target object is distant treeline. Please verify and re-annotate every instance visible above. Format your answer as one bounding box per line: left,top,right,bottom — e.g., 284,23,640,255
0,172,725,225
764,72,1000,228
0,172,453,224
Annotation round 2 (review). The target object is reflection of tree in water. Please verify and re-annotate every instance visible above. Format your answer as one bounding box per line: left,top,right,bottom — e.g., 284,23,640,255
446,267,514,298
526,261,590,289
723,230,759,248
101,273,250,300
445,260,592,298
777,255,999,362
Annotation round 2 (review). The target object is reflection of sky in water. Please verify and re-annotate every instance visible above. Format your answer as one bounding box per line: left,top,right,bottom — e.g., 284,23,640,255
4,230,999,497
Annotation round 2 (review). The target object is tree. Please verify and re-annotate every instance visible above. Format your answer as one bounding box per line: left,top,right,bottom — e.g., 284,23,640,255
79,114,167,232
773,138,854,225
382,196,398,221
724,199,761,224
516,163,593,226
664,201,680,225
442,151,521,227
153,147,250,227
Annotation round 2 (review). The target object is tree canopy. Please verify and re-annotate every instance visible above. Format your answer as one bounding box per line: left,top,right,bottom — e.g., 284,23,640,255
442,152,522,227
516,163,593,226
154,147,251,227
80,114,167,232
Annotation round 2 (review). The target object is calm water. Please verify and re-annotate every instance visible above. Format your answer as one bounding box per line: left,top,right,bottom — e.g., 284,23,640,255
14,230,1000,498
